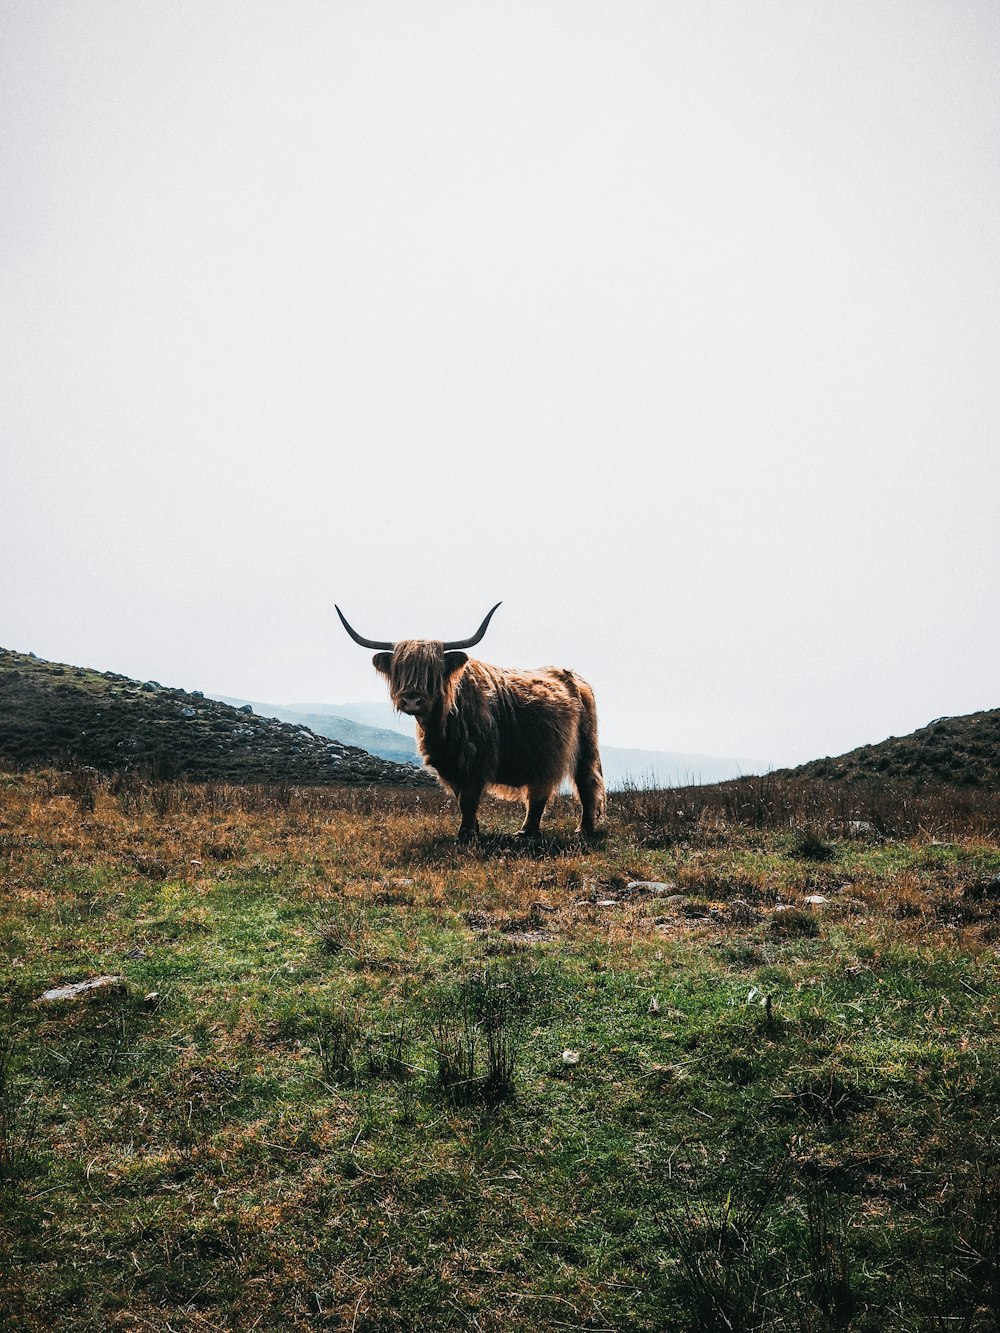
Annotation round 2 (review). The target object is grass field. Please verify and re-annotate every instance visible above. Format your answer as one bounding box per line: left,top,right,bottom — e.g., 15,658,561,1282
2,769,999,1330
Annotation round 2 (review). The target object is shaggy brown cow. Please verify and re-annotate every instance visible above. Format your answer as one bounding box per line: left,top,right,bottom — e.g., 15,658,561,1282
336,603,605,840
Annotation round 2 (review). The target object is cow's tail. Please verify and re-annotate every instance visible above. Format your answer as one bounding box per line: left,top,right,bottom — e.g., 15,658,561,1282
573,678,606,835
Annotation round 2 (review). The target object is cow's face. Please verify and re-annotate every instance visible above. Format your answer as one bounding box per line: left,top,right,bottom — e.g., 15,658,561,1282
373,641,468,721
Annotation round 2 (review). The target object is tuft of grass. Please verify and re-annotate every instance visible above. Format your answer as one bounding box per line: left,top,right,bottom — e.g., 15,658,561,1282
910,1163,1000,1331
612,772,1000,844
770,905,821,936
0,1010,41,1192
660,1159,795,1331
313,902,371,958
791,823,837,861
803,1174,858,1328
432,967,520,1105
314,1002,364,1085
364,1009,415,1080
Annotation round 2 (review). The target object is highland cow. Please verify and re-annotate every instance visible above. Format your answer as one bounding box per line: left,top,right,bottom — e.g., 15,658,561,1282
336,603,605,841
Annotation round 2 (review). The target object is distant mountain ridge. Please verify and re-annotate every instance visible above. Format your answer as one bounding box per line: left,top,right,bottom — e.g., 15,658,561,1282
211,696,420,767
216,696,760,789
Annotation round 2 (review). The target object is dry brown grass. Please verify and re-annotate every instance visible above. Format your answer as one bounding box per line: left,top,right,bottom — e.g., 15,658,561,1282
2,769,1000,1331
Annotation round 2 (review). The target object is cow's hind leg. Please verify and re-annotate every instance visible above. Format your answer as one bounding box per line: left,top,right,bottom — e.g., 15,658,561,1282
516,787,549,837
575,776,604,837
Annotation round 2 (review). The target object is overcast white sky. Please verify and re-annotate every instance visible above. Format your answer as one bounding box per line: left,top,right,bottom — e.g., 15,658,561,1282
2,1,998,766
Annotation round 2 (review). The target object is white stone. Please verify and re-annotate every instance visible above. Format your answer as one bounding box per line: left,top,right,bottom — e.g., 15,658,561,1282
626,880,676,894
38,975,124,1003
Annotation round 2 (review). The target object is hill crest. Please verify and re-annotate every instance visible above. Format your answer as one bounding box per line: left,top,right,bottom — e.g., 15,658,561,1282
0,647,431,786
776,708,1000,786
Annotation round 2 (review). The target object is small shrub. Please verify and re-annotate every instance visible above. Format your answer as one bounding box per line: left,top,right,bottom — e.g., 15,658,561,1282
791,825,836,861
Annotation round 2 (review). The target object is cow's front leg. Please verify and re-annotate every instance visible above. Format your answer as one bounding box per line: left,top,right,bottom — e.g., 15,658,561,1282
456,783,484,842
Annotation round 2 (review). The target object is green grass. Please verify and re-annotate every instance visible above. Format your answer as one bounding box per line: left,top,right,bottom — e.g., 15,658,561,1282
1,771,999,1329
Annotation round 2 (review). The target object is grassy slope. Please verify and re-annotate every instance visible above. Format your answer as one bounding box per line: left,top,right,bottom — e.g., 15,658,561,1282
1,773,999,1331
0,649,427,786
779,708,1000,786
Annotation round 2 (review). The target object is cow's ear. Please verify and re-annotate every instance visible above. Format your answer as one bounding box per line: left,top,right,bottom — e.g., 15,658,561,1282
443,651,468,677
373,652,393,677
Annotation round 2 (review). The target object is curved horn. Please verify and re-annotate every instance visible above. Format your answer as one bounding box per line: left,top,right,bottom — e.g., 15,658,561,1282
442,601,502,651
335,605,394,652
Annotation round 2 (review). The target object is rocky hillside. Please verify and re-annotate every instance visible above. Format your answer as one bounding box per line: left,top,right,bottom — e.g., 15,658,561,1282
211,696,421,768
778,708,1000,786
0,648,432,786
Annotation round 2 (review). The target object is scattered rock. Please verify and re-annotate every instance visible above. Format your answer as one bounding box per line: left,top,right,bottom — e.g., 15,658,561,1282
239,704,254,714
38,975,125,1003
123,947,146,960
180,707,197,718
626,880,677,896
804,895,830,906
846,820,876,837
143,991,162,1009
682,902,709,918
561,1049,580,1066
